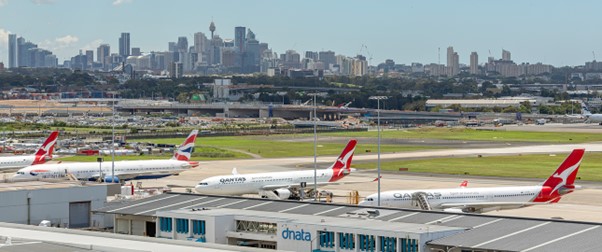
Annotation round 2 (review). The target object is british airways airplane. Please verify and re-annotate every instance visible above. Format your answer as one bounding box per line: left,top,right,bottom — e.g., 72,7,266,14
13,130,199,183
360,149,585,213
195,139,358,200
0,131,59,171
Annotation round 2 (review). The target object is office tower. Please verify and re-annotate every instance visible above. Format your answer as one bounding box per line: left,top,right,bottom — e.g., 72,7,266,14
177,37,188,52
119,32,130,58
97,44,110,69
502,49,511,61
8,34,17,68
169,62,183,78
168,42,177,52
194,32,208,53
131,47,141,56
85,50,94,65
470,52,479,75
234,26,246,53
446,46,459,76
319,51,336,70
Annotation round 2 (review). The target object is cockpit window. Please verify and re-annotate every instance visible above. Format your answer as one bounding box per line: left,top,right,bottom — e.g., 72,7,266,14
365,198,374,201
198,182,208,186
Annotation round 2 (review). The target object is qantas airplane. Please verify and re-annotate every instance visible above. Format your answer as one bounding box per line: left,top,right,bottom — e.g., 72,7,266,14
0,131,59,171
13,130,199,182
195,139,358,200
359,149,585,213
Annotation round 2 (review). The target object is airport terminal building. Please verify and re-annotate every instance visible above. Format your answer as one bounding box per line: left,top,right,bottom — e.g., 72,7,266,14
95,193,602,252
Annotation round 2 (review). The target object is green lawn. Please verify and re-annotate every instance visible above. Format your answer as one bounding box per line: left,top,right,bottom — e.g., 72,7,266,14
135,136,442,158
323,128,602,143
353,152,602,181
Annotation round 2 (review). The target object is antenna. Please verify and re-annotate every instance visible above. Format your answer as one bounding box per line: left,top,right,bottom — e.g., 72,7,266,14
438,47,440,64
593,51,596,61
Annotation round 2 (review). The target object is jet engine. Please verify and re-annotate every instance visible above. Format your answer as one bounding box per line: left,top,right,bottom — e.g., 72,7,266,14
273,189,292,200
104,176,120,183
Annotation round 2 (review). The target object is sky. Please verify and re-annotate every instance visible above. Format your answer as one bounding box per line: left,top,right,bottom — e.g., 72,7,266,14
1,0,601,67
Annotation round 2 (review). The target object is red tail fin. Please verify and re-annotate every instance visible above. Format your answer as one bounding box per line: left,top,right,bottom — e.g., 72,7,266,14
32,131,59,165
459,180,468,187
534,149,584,202
328,139,357,182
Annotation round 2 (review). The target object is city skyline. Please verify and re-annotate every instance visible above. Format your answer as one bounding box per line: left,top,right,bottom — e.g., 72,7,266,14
0,0,601,67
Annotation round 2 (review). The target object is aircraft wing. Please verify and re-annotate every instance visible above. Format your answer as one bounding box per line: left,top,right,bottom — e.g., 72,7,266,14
260,178,379,191
439,201,547,213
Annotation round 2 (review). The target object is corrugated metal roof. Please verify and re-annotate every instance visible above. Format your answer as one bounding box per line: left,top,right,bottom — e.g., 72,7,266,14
94,193,602,251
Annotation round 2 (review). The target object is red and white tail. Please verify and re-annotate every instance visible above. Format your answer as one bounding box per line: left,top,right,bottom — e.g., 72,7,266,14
32,131,59,165
535,149,584,202
172,130,198,161
328,139,357,182
459,180,468,187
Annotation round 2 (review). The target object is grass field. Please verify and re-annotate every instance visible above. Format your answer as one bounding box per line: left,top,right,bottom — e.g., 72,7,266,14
135,136,442,158
323,128,602,143
353,152,602,181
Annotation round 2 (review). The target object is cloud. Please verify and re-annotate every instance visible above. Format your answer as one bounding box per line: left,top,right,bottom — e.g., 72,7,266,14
81,39,103,51
40,35,79,52
112,0,132,6
31,0,55,4
0,0,7,7
0,28,9,46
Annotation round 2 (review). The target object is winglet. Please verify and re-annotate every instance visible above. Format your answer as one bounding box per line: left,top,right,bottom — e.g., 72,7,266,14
32,131,59,165
172,130,199,161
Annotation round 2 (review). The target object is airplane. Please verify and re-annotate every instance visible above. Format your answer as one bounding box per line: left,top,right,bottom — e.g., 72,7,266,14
580,102,602,124
13,130,200,183
359,149,585,213
195,139,358,200
338,101,352,109
300,99,312,106
0,131,59,172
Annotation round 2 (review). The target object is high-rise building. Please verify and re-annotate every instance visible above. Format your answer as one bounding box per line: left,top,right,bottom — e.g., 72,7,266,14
119,32,130,58
470,52,479,75
446,46,459,76
97,44,110,69
234,26,246,53
131,47,141,56
168,42,177,52
169,62,183,78
85,50,94,65
319,51,336,70
177,37,188,52
8,34,17,68
502,49,511,61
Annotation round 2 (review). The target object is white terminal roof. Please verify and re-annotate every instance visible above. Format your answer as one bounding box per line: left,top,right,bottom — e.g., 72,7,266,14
95,193,602,251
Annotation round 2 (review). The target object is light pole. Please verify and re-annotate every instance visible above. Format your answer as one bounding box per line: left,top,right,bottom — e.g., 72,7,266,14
308,92,318,201
111,93,116,183
369,96,387,206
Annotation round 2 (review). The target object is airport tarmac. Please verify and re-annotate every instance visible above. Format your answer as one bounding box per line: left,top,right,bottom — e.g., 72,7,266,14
129,141,602,223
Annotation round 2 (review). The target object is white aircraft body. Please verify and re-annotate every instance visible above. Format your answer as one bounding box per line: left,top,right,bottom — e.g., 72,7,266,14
195,140,358,200
0,131,59,171
579,102,602,124
13,130,199,183
359,149,585,213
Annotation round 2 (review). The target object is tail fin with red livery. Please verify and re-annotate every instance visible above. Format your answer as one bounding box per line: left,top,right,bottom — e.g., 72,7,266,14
172,130,198,161
32,131,59,165
328,139,357,182
534,149,585,202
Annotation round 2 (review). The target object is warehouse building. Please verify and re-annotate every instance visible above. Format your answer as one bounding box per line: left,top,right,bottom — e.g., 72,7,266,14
95,193,602,252
0,180,113,228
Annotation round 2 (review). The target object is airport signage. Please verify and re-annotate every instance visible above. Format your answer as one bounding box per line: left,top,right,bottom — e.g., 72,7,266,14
281,228,311,241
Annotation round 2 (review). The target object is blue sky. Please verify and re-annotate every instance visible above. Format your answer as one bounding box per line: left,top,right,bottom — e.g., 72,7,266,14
1,0,601,67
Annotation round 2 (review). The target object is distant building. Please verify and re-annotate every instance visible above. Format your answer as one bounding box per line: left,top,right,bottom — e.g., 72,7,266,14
234,26,246,53
319,50,336,70
446,46,459,76
119,32,130,58
470,52,479,75
502,49,511,61
85,50,94,66
8,34,17,68
97,44,110,70
131,47,141,56
169,62,183,78
177,37,188,52
0,62,4,71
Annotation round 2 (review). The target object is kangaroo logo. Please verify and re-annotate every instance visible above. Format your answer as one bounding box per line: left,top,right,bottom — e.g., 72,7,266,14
550,162,580,193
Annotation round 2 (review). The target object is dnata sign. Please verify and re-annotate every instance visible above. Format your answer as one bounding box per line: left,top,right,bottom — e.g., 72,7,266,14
281,228,311,241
